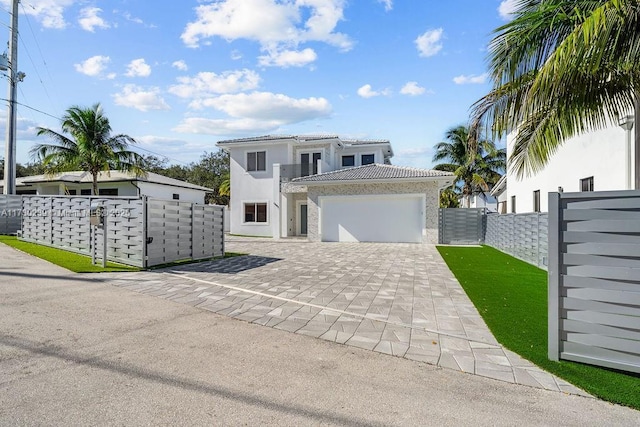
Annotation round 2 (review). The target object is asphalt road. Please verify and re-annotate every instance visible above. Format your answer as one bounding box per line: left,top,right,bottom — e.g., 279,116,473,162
1,244,638,426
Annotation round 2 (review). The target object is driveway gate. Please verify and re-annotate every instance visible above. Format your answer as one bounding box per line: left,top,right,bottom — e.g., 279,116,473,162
438,208,484,244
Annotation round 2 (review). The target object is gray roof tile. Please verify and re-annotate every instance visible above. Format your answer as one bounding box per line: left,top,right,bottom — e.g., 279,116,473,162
291,164,453,183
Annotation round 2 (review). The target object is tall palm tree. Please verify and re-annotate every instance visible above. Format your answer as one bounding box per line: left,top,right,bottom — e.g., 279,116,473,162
433,125,506,208
31,103,145,195
474,0,640,178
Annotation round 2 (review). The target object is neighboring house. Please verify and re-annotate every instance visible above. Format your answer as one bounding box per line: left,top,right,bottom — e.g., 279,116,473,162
505,123,635,213
217,135,454,243
490,174,507,214
3,171,213,204
458,192,499,213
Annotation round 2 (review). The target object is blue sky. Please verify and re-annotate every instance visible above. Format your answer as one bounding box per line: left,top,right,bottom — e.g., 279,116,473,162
0,0,517,169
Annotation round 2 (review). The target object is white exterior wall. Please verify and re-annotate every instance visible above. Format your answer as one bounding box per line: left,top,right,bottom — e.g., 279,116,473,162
507,126,633,213
136,181,206,203
229,143,290,236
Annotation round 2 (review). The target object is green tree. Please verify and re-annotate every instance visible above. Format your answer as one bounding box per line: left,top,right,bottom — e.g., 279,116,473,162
31,103,145,195
474,0,639,178
439,188,460,208
432,125,506,208
188,150,230,205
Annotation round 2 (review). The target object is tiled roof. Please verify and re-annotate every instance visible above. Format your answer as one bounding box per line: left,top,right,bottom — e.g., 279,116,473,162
17,171,214,192
291,164,454,183
216,134,390,146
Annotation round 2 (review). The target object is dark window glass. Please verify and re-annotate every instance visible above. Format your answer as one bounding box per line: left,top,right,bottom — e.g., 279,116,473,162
361,154,375,165
256,203,267,222
98,188,118,196
67,189,77,195
580,176,594,192
81,189,92,195
533,190,540,212
256,151,266,171
511,196,516,213
342,155,355,167
172,193,180,200
247,152,256,171
312,152,321,174
244,203,256,222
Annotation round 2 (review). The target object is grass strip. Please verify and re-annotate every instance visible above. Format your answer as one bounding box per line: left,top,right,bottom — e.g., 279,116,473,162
437,245,640,410
0,235,139,273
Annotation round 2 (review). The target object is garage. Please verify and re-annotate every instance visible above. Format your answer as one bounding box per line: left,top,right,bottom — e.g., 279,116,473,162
320,194,424,243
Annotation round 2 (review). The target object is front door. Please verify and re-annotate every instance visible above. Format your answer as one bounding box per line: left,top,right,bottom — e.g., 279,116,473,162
299,203,308,235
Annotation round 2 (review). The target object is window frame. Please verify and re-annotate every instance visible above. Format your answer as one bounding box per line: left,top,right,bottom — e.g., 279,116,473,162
172,193,180,200
361,153,375,165
580,176,594,192
533,190,541,213
511,195,516,213
243,201,269,224
341,155,355,167
246,151,267,172
98,188,119,196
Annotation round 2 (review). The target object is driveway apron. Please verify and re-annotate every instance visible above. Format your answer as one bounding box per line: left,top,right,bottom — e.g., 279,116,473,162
103,237,586,395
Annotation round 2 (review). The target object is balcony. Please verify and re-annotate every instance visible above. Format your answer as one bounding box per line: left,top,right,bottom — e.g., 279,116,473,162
279,161,332,182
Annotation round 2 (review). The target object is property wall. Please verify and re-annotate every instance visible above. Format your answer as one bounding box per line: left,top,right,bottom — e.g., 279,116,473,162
0,195,21,234
229,143,290,236
485,212,548,269
306,181,440,243
506,126,631,213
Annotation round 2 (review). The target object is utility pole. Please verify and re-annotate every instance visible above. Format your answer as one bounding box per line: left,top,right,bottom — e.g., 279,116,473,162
2,0,19,195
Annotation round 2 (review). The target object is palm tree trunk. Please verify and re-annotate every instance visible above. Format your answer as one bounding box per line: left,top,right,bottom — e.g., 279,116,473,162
92,173,98,195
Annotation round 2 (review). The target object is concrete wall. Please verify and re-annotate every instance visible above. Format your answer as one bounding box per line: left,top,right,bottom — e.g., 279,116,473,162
506,125,632,213
306,181,440,243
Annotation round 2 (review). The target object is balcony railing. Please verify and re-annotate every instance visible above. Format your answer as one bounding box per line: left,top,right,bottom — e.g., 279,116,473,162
280,161,332,182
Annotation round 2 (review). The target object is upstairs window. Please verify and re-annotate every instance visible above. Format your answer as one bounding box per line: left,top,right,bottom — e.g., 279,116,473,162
361,154,375,165
533,190,541,212
511,195,516,213
341,155,355,167
247,151,266,172
580,176,594,192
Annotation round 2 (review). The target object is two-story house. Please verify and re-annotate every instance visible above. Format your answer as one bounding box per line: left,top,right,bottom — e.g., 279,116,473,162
217,135,454,243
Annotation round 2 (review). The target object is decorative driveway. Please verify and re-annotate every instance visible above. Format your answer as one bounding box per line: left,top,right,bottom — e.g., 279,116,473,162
102,237,586,395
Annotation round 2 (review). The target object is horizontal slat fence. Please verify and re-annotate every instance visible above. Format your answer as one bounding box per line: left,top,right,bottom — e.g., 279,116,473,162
549,190,640,374
485,212,548,269
438,208,484,244
15,195,224,268
0,195,21,234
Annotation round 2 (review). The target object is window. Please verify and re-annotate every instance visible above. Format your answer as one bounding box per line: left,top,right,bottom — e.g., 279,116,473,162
361,154,375,165
247,151,266,172
341,155,355,167
244,203,267,223
67,189,77,195
300,152,322,176
533,190,541,212
580,176,594,192
172,193,180,200
80,189,92,195
99,188,118,196
511,195,516,213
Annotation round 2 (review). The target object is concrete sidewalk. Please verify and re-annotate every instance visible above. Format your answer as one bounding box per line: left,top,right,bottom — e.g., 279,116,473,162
1,243,639,426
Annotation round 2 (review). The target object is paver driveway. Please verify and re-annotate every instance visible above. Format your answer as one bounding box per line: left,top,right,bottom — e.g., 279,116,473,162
103,237,585,395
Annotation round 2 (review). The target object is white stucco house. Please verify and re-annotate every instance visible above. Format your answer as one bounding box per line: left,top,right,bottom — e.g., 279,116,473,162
217,135,454,243
503,121,635,213
6,170,213,204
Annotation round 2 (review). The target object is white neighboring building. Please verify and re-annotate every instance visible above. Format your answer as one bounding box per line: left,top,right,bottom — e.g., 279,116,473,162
9,171,213,204
460,192,499,212
217,135,453,243
505,124,634,213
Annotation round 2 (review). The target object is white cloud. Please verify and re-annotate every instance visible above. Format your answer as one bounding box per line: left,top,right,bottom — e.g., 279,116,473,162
258,48,318,68
453,73,488,84
173,117,282,135
169,70,261,99
113,85,170,111
378,0,392,11
125,58,151,77
74,55,115,79
415,28,444,58
0,0,75,29
498,0,519,20
357,84,390,98
400,81,426,96
181,0,352,67
78,7,109,32
172,60,188,71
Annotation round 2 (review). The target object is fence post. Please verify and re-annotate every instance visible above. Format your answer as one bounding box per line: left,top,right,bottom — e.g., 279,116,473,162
142,196,148,269
190,202,195,261
547,192,562,361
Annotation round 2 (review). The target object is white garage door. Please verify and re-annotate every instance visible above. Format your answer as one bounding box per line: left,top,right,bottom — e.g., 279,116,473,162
320,194,424,243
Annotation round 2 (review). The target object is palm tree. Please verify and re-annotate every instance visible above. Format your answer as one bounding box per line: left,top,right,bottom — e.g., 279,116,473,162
432,125,506,208
218,172,230,198
31,103,145,195
474,0,639,178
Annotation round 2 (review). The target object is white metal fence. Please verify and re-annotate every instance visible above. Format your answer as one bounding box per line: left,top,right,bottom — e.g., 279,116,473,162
12,195,224,268
548,190,640,374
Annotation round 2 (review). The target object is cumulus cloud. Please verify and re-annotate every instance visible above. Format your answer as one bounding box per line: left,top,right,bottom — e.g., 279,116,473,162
78,7,109,32
74,55,115,79
415,28,444,58
498,0,519,20
258,48,318,68
125,58,152,77
357,84,390,98
113,85,170,111
181,0,352,67
453,73,488,84
173,92,332,135
169,69,261,99
172,60,188,71
0,0,74,29
378,0,392,11
400,81,427,96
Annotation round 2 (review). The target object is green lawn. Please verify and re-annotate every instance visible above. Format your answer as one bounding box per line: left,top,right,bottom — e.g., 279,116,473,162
437,245,640,410
0,235,139,273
